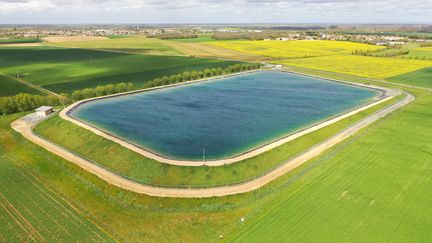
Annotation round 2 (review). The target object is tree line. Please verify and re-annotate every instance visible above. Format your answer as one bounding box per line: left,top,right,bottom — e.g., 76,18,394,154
0,82,133,115
212,31,302,41
0,93,66,115
0,63,260,115
352,48,410,57
149,33,198,39
144,63,261,88
70,82,133,101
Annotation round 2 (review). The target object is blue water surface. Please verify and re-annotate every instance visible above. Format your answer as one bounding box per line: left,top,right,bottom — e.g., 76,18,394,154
71,71,378,161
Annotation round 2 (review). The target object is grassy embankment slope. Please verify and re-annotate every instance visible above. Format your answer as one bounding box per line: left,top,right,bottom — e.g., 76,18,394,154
34,96,398,187
0,46,240,94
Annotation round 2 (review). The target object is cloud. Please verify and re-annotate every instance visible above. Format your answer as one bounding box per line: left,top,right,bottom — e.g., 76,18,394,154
0,0,431,23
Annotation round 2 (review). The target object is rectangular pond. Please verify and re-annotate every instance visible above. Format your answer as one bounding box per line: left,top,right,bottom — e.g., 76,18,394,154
70,71,380,161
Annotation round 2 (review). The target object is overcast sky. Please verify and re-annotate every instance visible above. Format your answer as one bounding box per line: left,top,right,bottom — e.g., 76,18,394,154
1,0,431,24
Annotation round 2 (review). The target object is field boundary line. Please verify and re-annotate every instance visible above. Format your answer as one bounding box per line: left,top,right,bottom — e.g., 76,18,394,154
0,72,58,96
59,70,396,167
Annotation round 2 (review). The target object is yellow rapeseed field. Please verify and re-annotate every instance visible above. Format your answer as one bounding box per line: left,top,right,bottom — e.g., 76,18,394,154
210,40,384,59
280,55,432,79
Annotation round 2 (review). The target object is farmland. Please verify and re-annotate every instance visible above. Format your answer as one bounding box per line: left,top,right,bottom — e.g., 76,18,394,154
0,115,112,241
0,74,43,96
280,55,431,79
388,67,432,88
48,36,184,56
210,40,384,59
1,69,431,242
0,46,240,94
403,46,432,60
0,38,41,44
1,33,432,242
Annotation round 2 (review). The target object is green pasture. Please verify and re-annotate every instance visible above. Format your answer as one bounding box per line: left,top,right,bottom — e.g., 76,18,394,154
388,67,432,88
49,36,183,55
0,46,239,94
167,35,218,43
404,49,432,60
0,38,41,44
0,116,113,241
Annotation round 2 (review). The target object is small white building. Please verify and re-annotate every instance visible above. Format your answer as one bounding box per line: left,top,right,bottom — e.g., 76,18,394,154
35,106,54,117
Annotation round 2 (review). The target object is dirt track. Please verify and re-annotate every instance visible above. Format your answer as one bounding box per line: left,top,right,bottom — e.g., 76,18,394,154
12,91,413,198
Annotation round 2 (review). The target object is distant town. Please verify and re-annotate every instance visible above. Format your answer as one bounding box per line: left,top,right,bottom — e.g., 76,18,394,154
1,24,431,46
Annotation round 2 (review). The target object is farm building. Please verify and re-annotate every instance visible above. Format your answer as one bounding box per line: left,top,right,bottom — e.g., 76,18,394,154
35,106,54,117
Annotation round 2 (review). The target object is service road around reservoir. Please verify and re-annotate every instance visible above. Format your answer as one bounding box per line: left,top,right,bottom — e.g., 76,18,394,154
12,71,413,198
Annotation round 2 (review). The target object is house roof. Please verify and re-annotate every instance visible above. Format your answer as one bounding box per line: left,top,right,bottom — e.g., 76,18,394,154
35,106,53,112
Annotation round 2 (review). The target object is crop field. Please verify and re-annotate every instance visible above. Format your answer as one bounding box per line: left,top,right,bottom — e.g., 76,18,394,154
280,55,431,79
49,36,184,56
2,34,432,242
387,67,432,88
0,113,264,242
0,125,112,241
0,74,43,96
164,41,267,61
403,46,432,60
167,35,218,43
209,40,384,59
0,46,239,94
0,38,41,44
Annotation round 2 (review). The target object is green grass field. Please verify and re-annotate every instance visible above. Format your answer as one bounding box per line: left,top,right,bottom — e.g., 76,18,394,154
49,36,184,55
404,49,432,60
0,38,41,44
34,96,398,187
0,116,113,241
0,74,43,96
387,67,432,88
0,46,240,94
167,35,219,43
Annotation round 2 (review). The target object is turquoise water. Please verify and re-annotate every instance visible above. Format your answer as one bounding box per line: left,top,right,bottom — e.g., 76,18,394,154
71,71,379,161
